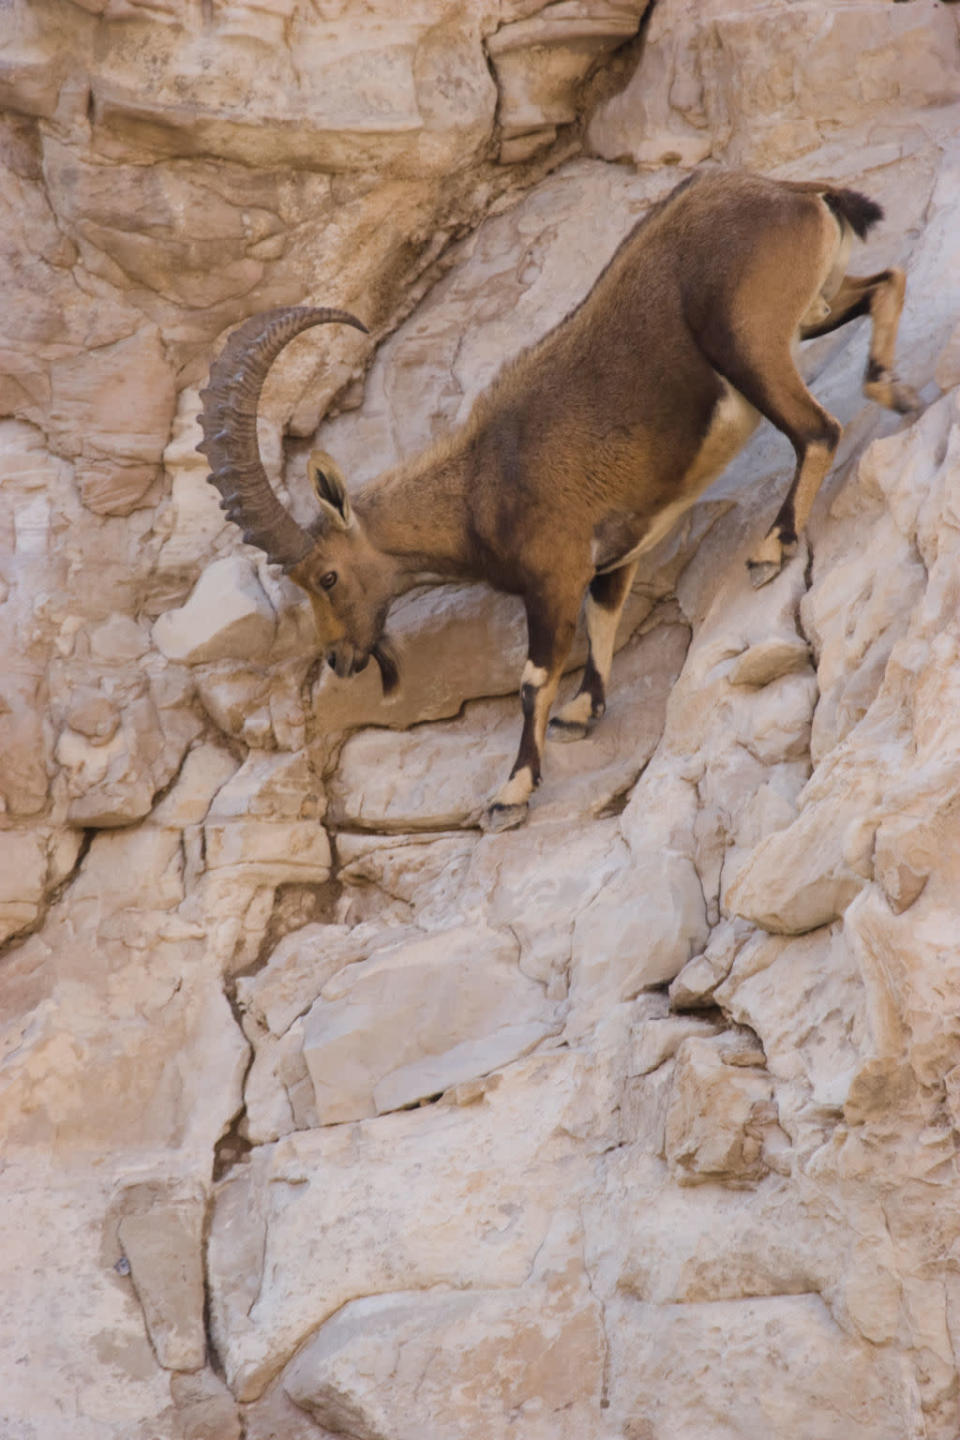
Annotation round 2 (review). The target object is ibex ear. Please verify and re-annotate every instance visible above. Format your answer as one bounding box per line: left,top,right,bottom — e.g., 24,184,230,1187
307,449,353,531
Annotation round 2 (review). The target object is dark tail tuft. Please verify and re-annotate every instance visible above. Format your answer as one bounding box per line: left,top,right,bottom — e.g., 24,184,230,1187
822,188,884,240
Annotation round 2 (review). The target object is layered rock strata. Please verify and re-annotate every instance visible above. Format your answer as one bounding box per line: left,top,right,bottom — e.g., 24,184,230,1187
2,2,960,1438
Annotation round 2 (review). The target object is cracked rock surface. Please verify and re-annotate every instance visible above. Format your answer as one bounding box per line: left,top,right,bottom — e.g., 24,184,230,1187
2,2,960,1437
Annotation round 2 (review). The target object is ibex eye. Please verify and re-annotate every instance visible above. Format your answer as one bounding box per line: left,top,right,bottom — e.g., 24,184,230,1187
320,571,338,591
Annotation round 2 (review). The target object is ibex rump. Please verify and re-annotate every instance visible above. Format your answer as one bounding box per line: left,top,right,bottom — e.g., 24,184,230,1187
198,170,916,831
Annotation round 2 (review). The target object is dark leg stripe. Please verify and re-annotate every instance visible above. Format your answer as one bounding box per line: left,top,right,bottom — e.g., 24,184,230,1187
511,681,542,781
582,659,606,715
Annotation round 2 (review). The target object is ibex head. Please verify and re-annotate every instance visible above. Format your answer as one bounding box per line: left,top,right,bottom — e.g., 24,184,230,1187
288,450,400,688
197,308,400,694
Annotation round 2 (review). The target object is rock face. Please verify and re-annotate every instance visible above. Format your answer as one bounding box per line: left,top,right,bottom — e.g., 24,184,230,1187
2,3,960,1438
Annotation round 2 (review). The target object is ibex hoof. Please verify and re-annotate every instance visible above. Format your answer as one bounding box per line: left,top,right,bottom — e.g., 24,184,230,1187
891,382,922,416
548,716,591,744
864,376,922,416
481,801,529,833
746,558,783,589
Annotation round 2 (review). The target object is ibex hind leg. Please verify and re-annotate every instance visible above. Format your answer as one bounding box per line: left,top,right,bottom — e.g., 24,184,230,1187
744,268,919,587
800,269,920,415
746,423,838,589
705,334,842,588
745,373,841,588
550,561,638,742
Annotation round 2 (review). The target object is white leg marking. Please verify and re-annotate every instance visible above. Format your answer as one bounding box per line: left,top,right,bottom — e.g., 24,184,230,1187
749,530,787,568
495,766,535,809
522,661,548,688
554,690,594,730
584,593,619,691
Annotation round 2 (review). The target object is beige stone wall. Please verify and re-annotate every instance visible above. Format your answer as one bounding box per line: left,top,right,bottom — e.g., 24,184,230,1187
2,2,960,1436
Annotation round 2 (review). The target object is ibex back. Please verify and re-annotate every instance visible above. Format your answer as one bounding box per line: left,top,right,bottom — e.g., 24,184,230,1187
198,169,917,831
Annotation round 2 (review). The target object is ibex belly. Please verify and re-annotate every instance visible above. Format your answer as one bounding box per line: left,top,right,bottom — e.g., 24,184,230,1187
595,379,760,573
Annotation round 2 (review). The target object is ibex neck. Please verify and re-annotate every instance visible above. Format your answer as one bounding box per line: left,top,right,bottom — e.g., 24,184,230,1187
354,442,474,587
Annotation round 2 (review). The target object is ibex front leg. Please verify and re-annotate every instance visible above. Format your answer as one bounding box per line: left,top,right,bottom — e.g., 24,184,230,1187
482,591,579,833
549,560,638,741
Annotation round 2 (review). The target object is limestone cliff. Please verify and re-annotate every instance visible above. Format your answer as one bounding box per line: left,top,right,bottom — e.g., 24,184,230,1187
2,2,960,1437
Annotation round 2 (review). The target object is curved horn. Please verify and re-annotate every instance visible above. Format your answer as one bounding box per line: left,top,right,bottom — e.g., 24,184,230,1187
197,306,369,570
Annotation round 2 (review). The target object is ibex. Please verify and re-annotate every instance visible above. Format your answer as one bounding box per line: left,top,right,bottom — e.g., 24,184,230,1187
198,170,917,832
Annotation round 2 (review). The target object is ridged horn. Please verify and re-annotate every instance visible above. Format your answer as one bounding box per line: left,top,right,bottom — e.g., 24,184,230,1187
197,306,369,570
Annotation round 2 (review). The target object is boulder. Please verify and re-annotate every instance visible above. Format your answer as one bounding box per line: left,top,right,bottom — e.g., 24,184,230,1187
153,557,276,665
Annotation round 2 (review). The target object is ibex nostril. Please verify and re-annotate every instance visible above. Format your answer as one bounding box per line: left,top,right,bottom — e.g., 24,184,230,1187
327,652,337,670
